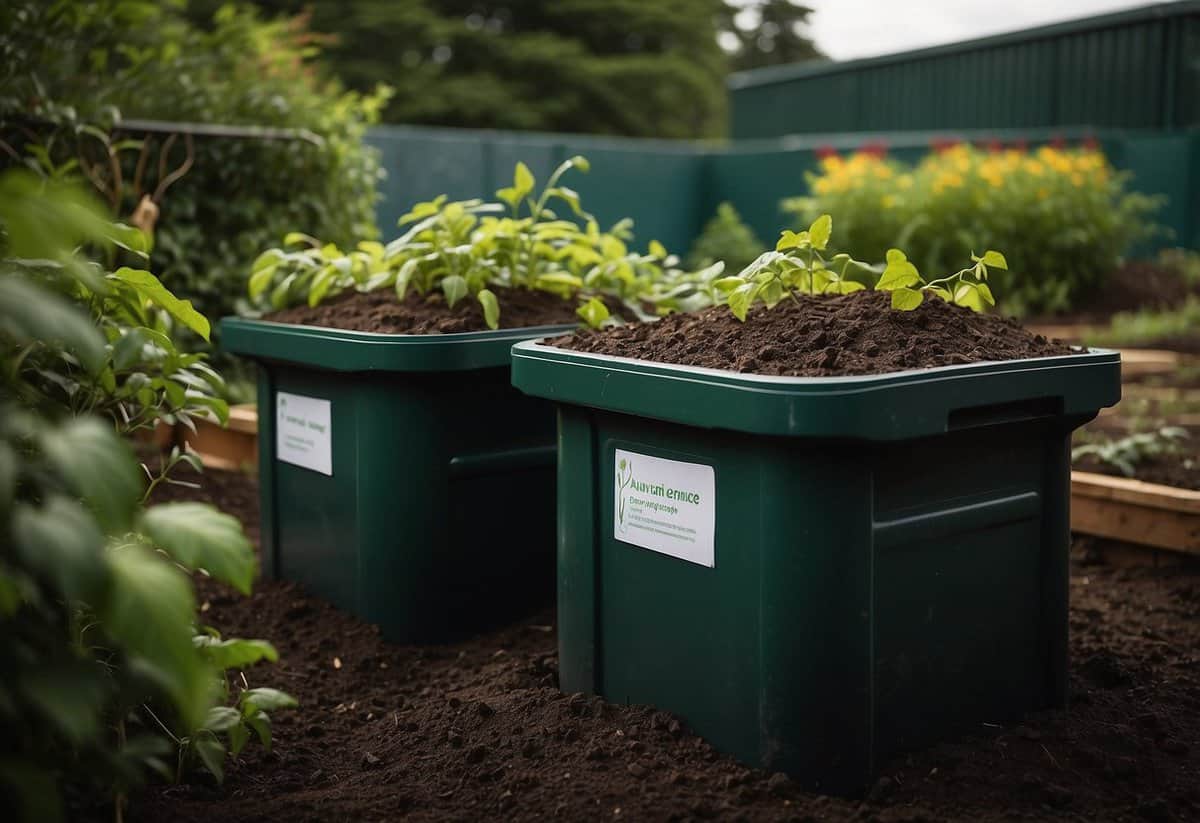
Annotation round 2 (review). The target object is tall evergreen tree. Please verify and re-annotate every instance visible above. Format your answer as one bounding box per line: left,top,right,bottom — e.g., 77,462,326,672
190,1,732,138
718,0,824,72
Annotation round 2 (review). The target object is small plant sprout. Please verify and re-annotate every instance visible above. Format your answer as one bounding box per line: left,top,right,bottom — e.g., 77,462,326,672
713,213,1009,320
714,214,875,321
876,248,1006,311
1072,426,1190,477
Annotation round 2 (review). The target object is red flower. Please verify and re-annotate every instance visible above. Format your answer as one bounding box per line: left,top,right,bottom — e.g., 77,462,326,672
858,139,888,158
815,145,839,160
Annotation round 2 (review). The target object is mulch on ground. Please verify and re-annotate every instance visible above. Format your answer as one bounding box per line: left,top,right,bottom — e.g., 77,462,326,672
123,468,1200,822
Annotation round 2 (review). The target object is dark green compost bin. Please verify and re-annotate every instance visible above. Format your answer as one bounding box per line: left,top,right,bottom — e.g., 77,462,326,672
222,318,574,643
511,340,1121,792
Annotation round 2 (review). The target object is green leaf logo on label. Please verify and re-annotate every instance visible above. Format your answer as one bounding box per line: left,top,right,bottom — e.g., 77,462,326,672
615,457,633,532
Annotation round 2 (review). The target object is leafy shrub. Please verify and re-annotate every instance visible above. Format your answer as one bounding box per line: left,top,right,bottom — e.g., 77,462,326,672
784,143,1162,314
686,202,764,275
252,157,717,328
0,0,387,346
703,213,1007,320
1072,427,1191,477
0,170,293,820
1084,296,1200,349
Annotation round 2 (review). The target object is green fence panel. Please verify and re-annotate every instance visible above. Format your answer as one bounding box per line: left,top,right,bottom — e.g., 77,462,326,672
365,126,707,255
366,125,1199,263
729,2,1200,139
705,129,1200,254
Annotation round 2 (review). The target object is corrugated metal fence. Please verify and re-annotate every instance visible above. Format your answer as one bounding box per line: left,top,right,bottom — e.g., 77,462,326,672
728,2,1200,140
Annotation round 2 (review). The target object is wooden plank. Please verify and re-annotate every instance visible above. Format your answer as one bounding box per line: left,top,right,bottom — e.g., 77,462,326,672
1071,471,1200,514
181,408,258,471
1071,471,1200,554
226,404,259,434
1117,348,1182,377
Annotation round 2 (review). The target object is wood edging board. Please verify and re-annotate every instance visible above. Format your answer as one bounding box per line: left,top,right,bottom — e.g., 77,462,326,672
1071,470,1200,555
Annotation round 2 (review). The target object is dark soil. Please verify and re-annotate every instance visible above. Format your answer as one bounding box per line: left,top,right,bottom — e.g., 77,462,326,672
125,469,1200,823
552,289,1075,377
1063,260,1200,322
1075,452,1200,492
265,287,586,334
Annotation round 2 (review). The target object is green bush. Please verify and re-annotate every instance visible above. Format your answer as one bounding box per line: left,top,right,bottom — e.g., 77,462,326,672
784,144,1163,315
0,169,294,820
686,202,764,275
0,0,387,345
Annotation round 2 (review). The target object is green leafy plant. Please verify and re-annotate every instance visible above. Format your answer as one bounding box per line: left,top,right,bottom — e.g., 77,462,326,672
686,202,764,275
710,213,1008,320
1084,296,1200,350
0,170,293,820
874,248,1006,312
249,157,708,329
1,0,388,353
1072,426,1191,478
785,144,1162,314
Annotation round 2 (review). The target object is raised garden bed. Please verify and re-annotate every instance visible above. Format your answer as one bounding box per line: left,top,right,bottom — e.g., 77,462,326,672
180,404,259,471
513,290,1121,791
1071,472,1200,556
221,289,582,643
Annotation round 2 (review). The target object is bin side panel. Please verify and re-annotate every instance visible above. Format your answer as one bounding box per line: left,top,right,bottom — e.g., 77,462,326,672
442,370,558,637
759,443,875,793
266,370,362,612
594,416,762,765
260,364,560,642
255,367,279,581
870,423,1057,762
558,407,599,694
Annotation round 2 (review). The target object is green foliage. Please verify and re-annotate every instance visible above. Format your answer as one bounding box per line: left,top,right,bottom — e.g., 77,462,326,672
252,157,712,329
0,171,293,819
786,144,1163,314
1155,247,1200,287
0,0,387,347
189,0,729,139
1084,296,1200,350
1072,427,1190,478
709,214,1005,320
717,0,824,71
686,202,765,275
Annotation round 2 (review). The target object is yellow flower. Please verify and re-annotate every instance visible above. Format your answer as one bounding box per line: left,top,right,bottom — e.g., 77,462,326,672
819,156,843,174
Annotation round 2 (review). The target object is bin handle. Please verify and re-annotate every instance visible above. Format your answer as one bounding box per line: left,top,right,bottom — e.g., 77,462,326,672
448,444,557,479
947,396,1062,431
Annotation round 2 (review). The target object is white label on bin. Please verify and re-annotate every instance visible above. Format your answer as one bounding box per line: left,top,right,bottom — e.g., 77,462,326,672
276,391,332,475
614,449,715,567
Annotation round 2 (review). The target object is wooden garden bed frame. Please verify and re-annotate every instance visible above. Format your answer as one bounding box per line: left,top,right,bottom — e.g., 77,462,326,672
1071,470,1200,557
181,403,258,471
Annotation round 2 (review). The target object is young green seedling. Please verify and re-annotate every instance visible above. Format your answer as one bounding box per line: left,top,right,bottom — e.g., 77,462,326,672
876,248,1007,311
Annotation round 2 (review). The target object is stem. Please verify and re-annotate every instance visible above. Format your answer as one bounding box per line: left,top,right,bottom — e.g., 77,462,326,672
114,720,126,823
922,266,974,290
143,703,180,745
